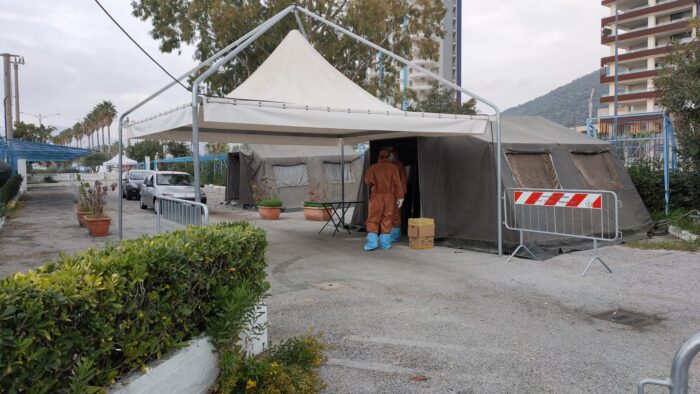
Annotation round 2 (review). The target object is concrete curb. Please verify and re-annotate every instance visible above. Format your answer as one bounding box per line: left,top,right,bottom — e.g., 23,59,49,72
109,304,267,394
668,225,699,242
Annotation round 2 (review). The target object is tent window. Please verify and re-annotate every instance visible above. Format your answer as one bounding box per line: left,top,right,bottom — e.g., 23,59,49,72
571,151,623,190
506,152,561,189
324,163,355,183
272,164,308,187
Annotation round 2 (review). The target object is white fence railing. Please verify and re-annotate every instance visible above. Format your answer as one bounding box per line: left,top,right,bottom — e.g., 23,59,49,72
503,188,622,276
156,196,209,233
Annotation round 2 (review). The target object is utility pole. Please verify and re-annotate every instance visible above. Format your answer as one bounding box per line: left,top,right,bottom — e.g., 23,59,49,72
21,112,60,126
10,56,24,122
2,53,14,140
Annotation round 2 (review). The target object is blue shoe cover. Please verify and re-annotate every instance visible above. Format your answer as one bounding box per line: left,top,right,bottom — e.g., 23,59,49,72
379,234,392,250
390,227,401,243
364,233,379,251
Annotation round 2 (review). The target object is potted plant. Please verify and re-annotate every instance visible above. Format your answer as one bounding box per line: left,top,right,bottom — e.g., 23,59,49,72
84,180,117,237
75,177,92,227
257,198,284,220
303,183,330,221
252,178,283,220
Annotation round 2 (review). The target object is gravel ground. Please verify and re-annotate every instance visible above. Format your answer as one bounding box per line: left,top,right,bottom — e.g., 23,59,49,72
1,184,698,393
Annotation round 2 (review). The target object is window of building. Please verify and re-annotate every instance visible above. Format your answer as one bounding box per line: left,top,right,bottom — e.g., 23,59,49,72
570,151,624,190
272,164,308,187
324,162,356,183
505,151,561,189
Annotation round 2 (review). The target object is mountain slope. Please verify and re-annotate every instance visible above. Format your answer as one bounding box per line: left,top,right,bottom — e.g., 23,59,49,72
504,71,604,127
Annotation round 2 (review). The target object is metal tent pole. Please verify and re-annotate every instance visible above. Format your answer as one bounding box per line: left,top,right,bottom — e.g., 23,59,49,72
295,6,504,256
340,138,345,226
115,16,279,240
190,6,296,203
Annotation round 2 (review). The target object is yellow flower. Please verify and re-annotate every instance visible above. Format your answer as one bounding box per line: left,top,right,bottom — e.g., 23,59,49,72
246,379,257,389
271,362,279,369
228,267,236,272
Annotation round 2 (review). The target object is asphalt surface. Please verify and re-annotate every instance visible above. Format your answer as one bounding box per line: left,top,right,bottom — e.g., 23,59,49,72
1,184,699,393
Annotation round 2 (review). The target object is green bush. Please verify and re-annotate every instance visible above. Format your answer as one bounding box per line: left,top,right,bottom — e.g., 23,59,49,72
627,163,699,213
0,222,269,392
257,198,283,208
0,174,22,204
217,331,328,394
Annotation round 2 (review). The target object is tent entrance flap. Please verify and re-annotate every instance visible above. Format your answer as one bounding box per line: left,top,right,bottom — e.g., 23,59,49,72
368,138,421,234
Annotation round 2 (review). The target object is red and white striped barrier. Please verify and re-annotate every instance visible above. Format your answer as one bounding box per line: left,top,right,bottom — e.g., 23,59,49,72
513,191,602,209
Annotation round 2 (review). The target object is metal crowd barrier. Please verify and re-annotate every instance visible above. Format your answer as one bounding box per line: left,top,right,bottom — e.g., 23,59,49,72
638,331,700,394
503,188,622,277
156,196,209,233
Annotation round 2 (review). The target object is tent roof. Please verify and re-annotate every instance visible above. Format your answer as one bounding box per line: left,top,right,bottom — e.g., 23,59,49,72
239,144,358,160
475,116,607,145
103,155,137,165
227,31,397,113
0,139,92,162
127,30,488,146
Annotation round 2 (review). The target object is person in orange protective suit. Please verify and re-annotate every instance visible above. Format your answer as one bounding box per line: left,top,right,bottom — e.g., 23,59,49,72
364,148,403,251
387,147,407,243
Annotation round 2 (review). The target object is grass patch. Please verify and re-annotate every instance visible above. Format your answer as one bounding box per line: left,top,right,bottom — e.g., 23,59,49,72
650,209,700,235
627,239,700,252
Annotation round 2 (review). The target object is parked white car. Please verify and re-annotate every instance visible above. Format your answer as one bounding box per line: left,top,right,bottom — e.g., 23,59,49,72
139,171,207,211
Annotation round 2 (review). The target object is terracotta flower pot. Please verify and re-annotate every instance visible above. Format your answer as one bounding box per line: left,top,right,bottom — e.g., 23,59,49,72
303,206,330,221
258,207,281,220
77,211,92,228
85,215,112,237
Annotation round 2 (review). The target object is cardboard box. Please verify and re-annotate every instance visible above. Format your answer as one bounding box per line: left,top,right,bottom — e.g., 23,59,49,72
408,218,435,238
409,236,434,250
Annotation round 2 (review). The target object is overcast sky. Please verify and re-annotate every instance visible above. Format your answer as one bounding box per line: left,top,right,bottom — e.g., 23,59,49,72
1,0,608,137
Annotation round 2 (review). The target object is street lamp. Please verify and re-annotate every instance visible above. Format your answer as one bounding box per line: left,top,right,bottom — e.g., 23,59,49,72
20,112,61,126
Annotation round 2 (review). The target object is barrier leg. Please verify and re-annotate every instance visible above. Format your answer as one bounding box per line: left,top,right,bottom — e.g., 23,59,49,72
507,231,537,263
637,378,671,394
581,239,613,277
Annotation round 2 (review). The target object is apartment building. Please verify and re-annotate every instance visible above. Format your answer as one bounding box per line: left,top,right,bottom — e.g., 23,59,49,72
599,0,697,134
369,1,461,105
407,0,461,102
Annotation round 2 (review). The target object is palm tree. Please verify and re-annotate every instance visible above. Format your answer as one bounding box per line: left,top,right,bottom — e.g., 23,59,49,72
100,100,117,150
72,122,83,148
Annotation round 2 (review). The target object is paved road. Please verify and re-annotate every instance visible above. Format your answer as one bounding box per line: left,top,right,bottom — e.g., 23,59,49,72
1,184,698,393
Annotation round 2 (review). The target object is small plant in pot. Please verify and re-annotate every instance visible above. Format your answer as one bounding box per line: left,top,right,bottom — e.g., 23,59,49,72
84,180,117,237
75,177,92,227
304,183,330,221
252,177,283,220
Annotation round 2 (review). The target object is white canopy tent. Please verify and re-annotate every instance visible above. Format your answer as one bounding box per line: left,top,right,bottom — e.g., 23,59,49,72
118,5,505,254
103,155,137,167
127,30,489,146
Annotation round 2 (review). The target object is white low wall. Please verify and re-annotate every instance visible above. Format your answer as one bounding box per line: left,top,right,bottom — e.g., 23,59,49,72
29,173,119,182
109,304,267,394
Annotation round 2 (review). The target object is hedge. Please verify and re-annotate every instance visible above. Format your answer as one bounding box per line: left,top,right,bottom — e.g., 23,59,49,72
0,174,22,205
627,164,699,213
0,221,269,392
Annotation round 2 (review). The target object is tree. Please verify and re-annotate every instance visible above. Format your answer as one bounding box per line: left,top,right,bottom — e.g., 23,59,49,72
132,0,446,104
126,140,164,163
205,143,229,154
81,152,109,171
408,84,477,115
166,141,192,157
13,121,55,143
98,101,117,148
654,20,700,209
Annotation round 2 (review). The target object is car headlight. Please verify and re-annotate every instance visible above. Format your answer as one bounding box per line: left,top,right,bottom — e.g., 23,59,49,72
129,182,138,188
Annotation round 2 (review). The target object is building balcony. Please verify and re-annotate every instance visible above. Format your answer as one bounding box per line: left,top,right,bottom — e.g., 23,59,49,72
601,19,691,44
600,41,699,66
601,0,695,26
600,90,656,103
600,68,658,83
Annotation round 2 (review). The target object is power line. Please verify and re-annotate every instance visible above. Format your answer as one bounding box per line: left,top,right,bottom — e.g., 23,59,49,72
92,0,190,91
